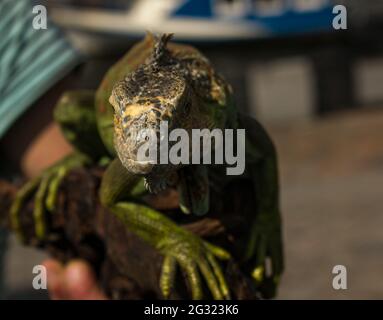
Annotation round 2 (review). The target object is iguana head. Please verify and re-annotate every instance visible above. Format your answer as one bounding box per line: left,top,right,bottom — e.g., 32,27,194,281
109,34,197,192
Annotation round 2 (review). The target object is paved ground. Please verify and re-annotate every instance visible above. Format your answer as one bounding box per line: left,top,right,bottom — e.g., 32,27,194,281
271,109,383,299
2,109,383,299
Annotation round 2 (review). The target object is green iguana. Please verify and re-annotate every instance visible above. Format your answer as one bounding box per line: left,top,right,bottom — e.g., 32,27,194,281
10,33,283,300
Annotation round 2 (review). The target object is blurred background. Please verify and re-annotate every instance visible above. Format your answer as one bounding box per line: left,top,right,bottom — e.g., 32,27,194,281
0,0,383,299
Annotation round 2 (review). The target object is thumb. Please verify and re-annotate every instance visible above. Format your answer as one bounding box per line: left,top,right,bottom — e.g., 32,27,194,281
64,260,107,300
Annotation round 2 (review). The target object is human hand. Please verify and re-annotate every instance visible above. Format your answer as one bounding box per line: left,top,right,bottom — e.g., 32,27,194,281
42,259,107,300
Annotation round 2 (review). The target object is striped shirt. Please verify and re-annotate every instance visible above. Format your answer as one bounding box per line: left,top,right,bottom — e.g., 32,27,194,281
0,0,82,138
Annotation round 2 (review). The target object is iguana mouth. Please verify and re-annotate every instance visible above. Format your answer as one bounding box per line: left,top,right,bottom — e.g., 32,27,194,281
123,158,155,175
131,160,154,165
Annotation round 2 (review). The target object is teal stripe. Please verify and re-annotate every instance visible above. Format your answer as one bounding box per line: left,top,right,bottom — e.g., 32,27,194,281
4,36,69,94
0,4,30,90
0,7,35,58
0,1,26,32
10,28,55,74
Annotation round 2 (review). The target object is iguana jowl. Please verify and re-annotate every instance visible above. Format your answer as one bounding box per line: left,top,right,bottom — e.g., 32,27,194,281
10,33,284,299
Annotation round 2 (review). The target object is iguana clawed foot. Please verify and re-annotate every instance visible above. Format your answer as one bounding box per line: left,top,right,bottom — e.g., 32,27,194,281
10,153,90,242
144,178,169,194
158,230,231,300
245,211,284,297
144,173,177,194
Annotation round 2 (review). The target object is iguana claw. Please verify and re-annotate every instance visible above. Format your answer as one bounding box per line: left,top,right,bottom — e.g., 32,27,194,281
10,153,90,242
144,177,169,194
158,232,231,300
246,211,284,298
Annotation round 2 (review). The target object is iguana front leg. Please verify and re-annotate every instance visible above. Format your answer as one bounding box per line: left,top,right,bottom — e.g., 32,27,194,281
100,158,231,300
10,91,107,242
11,153,91,241
244,123,284,298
